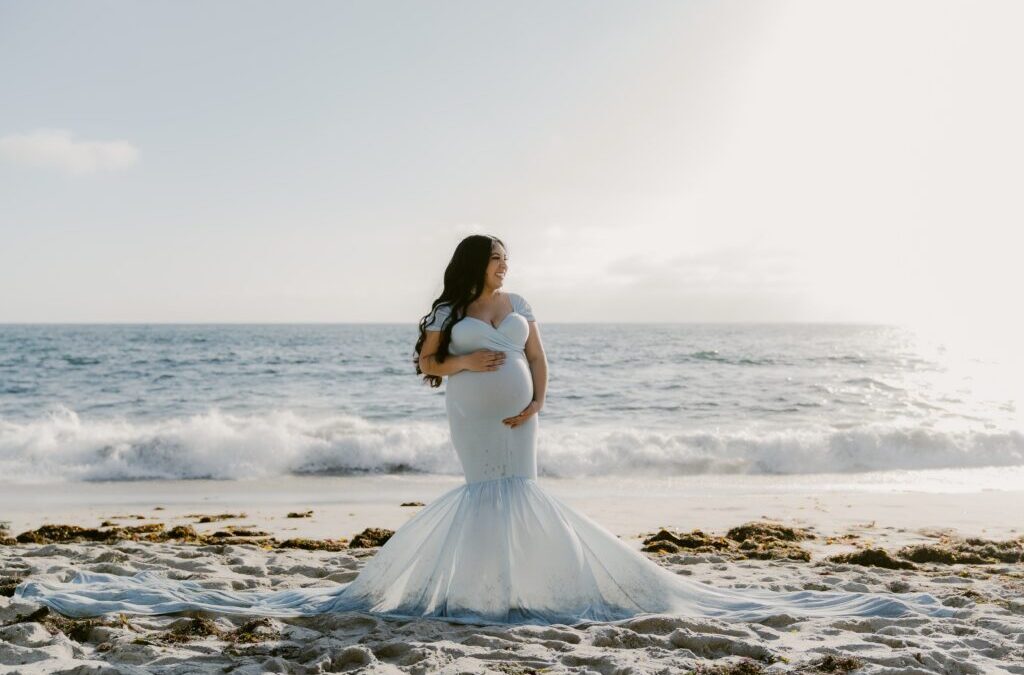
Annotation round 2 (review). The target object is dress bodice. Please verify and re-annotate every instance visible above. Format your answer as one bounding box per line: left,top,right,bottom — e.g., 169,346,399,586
424,292,535,356
449,313,529,355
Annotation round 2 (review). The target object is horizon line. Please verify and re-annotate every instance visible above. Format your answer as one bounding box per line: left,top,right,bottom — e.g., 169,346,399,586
0,320,905,327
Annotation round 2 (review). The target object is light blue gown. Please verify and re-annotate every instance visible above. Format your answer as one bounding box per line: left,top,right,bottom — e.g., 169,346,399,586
13,292,956,625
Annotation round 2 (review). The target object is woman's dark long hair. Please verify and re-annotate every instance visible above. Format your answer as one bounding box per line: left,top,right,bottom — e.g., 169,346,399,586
414,234,506,388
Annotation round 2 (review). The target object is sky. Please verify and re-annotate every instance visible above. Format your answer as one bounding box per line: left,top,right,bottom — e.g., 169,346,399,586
1,1,1021,340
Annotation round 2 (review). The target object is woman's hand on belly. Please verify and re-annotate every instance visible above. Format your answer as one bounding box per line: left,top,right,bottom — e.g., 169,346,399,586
462,349,507,372
502,400,541,428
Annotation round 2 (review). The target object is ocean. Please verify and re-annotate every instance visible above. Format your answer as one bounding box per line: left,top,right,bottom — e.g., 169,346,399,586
0,323,1020,484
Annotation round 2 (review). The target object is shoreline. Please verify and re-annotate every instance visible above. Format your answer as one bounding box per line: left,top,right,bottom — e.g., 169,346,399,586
1,469,1021,546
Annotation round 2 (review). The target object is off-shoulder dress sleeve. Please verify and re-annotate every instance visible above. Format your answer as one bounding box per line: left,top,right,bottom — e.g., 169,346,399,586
424,303,452,331
511,293,535,321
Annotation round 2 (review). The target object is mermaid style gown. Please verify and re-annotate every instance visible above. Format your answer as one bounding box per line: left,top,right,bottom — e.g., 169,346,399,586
13,292,955,625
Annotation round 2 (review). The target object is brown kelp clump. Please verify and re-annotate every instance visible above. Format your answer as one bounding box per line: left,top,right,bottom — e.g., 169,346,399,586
725,521,815,562
691,658,767,675
349,527,394,548
725,522,814,543
16,523,168,545
166,525,201,541
641,529,732,555
161,616,221,644
277,537,349,551
158,616,281,645
642,520,815,562
899,534,1024,565
0,522,15,546
804,654,865,673
228,617,282,643
0,574,28,597
1,605,282,648
2,521,402,551
825,533,1024,569
208,526,273,543
5,606,132,643
189,513,247,523
826,547,917,570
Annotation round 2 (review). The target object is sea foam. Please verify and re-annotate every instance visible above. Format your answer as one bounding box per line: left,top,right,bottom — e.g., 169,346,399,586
0,406,1021,483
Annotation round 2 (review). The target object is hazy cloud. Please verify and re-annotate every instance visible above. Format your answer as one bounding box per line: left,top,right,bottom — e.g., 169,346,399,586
0,129,140,174
605,244,806,293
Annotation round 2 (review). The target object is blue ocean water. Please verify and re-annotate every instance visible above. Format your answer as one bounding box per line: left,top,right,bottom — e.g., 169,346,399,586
0,323,1020,482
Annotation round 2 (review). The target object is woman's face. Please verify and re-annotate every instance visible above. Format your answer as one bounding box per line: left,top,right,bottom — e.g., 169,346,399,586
485,242,508,291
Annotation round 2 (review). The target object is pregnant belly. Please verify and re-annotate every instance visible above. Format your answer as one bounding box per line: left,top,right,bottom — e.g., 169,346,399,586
445,351,533,420
444,350,538,483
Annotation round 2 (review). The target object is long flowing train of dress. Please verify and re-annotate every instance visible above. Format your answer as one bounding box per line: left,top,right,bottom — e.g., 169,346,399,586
13,293,956,625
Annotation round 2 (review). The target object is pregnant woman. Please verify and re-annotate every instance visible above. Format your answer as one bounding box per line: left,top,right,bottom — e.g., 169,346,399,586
14,235,955,625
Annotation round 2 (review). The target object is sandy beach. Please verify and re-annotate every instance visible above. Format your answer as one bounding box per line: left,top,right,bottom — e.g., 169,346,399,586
2,471,1022,674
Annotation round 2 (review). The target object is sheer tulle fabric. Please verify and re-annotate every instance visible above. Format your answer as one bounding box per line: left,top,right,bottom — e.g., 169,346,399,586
14,293,956,624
